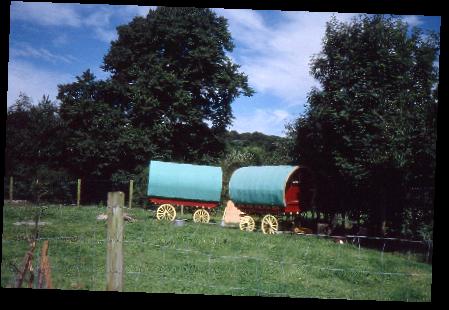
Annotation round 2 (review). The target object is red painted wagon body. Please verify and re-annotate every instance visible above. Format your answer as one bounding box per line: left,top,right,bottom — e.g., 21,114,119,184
148,197,218,209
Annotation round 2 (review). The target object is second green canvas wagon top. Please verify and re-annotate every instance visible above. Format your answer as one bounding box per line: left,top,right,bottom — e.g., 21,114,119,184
229,165,299,207
228,165,314,216
147,160,223,204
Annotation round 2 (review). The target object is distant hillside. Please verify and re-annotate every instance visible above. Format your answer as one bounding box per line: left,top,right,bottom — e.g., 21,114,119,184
225,130,286,153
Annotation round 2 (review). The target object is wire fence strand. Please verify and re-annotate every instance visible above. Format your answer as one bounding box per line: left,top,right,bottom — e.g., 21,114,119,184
2,203,432,300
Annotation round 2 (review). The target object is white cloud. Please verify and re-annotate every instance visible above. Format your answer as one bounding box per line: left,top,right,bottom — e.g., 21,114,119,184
52,33,69,46
215,10,357,107
84,10,113,28
89,5,156,42
402,15,424,27
216,8,266,34
10,2,154,44
120,5,154,18
231,108,293,136
7,60,74,107
94,27,118,43
82,8,117,42
10,43,75,64
11,2,82,27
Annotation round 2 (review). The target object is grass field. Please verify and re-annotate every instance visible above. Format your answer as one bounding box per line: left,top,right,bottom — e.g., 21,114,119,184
1,203,432,301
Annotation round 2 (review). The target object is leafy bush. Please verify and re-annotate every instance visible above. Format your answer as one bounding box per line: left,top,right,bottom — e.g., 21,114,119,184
417,220,433,242
33,168,75,204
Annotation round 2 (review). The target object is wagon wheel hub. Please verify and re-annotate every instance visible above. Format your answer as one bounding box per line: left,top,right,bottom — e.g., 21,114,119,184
239,215,256,232
156,204,176,221
261,215,278,234
193,209,210,223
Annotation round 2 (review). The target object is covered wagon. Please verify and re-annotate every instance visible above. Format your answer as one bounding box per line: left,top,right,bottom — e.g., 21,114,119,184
148,160,222,223
229,165,314,234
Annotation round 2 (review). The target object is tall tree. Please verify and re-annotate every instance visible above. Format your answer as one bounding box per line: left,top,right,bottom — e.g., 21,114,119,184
57,70,127,179
6,93,70,201
6,93,34,179
29,95,65,168
6,93,65,175
102,7,254,164
290,15,439,236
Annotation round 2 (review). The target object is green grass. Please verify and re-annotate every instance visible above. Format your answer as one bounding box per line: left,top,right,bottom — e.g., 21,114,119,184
2,203,431,301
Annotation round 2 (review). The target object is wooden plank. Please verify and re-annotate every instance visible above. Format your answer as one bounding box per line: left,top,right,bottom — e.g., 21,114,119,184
106,191,124,291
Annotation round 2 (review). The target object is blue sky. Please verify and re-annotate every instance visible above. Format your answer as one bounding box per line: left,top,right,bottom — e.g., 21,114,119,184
8,2,441,136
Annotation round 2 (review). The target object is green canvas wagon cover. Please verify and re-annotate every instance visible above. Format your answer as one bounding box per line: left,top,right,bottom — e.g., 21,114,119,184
147,160,222,202
229,165,299,207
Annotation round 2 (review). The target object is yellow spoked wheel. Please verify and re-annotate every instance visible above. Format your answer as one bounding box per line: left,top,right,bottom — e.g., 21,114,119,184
156,204,176,221
261,215,279,234
193,209,210,223
239,215,256,232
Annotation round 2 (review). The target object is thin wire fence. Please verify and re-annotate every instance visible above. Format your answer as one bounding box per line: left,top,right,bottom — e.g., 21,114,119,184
3,177,138,206
2,204,432,300
0,236,433,277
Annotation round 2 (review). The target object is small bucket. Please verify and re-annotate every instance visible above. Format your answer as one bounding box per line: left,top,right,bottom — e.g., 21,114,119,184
173,219,186,227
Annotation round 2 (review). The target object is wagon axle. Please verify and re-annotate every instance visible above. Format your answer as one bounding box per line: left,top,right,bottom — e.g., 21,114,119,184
155,204,212,223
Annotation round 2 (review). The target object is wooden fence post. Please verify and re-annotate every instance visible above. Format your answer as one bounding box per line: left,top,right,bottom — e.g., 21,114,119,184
77,179,81,207
9,176,13,202
128,180,134,209
106,191,124,291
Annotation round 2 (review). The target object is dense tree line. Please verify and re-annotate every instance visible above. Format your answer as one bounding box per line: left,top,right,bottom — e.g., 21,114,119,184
287,15,438,239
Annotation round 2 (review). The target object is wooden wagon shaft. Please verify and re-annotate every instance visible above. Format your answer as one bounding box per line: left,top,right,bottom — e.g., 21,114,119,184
28,261,34,288
44,259,53,289
38,250,45,288
15,241,36,288
38,240,53,289
14,209,44,288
